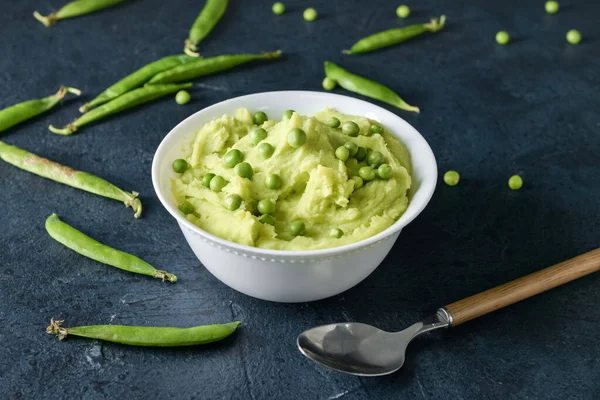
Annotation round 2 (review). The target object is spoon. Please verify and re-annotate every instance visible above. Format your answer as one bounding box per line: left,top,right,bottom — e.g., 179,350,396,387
298,248,600,376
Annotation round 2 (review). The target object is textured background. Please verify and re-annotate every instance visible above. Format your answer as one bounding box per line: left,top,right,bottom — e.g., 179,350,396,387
1,0,599,399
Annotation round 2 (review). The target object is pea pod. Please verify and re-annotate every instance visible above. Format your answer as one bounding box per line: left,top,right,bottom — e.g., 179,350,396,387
324,61,419,113
344,16,446,55
80,54,197,113
0,86,80,133
47,319,241,346
45,214,176,282
184,0,229,57
0,141,142,217
49,82,192,135
148,51,282,84
34,0,128,27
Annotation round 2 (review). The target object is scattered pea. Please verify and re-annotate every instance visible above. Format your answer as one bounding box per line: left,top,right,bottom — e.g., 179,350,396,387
545,1,559,14
253,111,268,125
272,2,285,15
202,173,215,187
224,149,243,168
343,142,358,157
351,175,364,190
224,194,242,211
508,175,523,190
496,31,510,45
178,200,195,215
210,175,227,192
259,214,275,225
342,121,360,137
290,220,305,236
328,117,341,128
175,90,191,105
358,166,376,181
396,5,410,19
265,173,282,189
250,127,267,145
443,170,460,186
329,228,343,238
257,199,276,215
172,159,188,173
367,151,385,167
566,29,581,44
377,164,392,180
335,146,350,161
355,146,367,161
322,77,337,91
287,128,307,148
258,142,275,159
369,124,383,134
282,109,295,120
303,8,317,22
234,162,254,179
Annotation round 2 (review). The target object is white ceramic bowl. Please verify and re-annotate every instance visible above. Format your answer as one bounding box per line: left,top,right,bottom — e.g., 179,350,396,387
152,91,437,303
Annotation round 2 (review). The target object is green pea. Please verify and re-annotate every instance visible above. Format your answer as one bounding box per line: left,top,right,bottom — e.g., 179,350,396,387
224,149,243,168
290,220,305,236
355,146,367,161
258,143,275,159
545,1,559,14
369,124,383,134
224,194,242,211
303,8,317,22
175,90,191,105
210,175,227,192
234,162,254,179
566,29,581,44
342,121,360,137
351,175,363,190
282,109,295,120
335,146,350,161
172,159,188,173
322,77,337,91
367,151,385,167
265,173,282,189
443,170,460,186
329,228,343,238
178,200,195,215
344,141,358,157
250,127,267,146
287,128,307,148
396,5,410,18
358,166,376,181
257,199,276,215
259,214,275,225
253,111,268,125
272,2,285,15
377,164,392,180
202,173,215,188
508,175,523,190
496,31,510,45
328,117,341,128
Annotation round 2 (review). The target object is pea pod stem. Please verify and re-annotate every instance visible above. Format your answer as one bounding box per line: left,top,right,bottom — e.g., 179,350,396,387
49,82,192,135
184,0,229,57
0,86,80,133
324,61,419,113
34,0,128,27
148,51,282,85
344,15,446,54
45,214,176,281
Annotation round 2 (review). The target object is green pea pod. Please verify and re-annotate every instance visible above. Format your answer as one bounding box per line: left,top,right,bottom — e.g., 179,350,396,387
80,54,198,113
47,319,241,346
45,214,176,281
148,51,282,85
49,82,192,135
344,15,446,55
184,0,229,57
0,141,142,217
0,86,80,133
34,0,128,27
324,61,419,113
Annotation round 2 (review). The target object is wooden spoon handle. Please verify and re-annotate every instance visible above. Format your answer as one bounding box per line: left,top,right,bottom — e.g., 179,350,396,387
443,248,600,327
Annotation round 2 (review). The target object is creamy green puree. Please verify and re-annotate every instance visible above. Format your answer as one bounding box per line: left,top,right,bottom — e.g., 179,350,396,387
171,107,411,250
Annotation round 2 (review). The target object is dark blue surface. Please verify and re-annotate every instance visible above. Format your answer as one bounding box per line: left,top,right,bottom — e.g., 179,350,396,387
1,0,599,398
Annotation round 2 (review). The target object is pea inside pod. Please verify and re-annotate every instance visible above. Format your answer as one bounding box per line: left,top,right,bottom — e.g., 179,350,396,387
184,0,229,57
34,0,128,27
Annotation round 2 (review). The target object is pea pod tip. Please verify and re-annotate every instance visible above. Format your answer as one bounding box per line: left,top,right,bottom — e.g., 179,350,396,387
46,318,68,340
49,124,76,135
33,11,56,27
